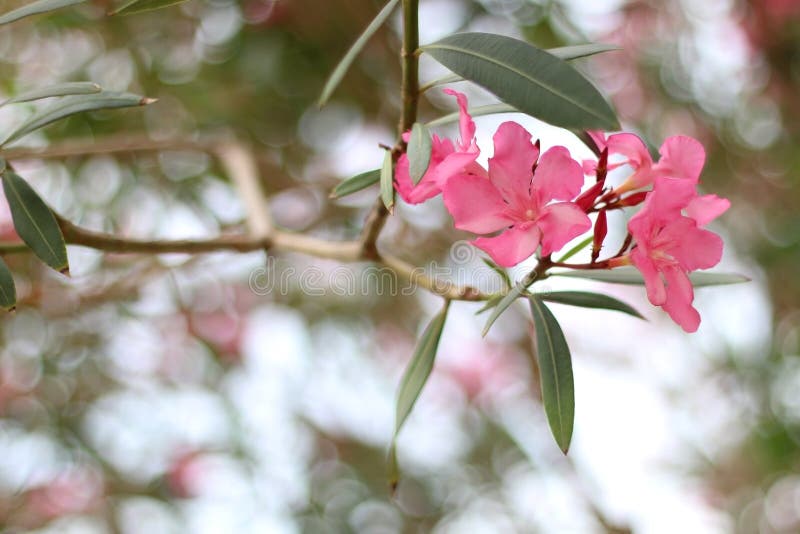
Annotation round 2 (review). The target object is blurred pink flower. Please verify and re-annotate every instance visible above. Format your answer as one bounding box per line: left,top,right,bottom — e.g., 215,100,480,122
615,176,730,332
585,131,706,194
394,89,480,204
443,122,590,267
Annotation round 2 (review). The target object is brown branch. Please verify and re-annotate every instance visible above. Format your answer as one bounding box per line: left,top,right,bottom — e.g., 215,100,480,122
359,0,420,258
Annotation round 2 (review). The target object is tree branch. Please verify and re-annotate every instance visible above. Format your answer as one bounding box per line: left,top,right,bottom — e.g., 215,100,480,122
359,0,420,258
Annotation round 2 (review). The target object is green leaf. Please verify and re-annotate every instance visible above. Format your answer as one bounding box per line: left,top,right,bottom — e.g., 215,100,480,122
552,267,751,287
318,0,400,107
1,91,155,147
380,150,394,212
540,291,643,319
547,43,621,61
482,257,512,290
330,169,380,199
109,0,189,15
0,0,86,26
482,281,527,336
0,82,101,108
407,123,432,185
528,295,574,453
1,171,68,274
0,258,17,312
422,32,619,130
475,293,503,315
555,235,593,263
426,103,516,128
389,301,449,489
420,44,618,92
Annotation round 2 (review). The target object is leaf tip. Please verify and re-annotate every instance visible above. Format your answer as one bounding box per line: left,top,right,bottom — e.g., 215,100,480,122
59,266,70,277
140,97,158,105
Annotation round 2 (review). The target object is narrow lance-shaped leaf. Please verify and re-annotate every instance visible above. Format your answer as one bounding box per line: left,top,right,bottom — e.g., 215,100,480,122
547,43,621,61
389,301,449,490
380,150,394,213
1,171,69,274
420,43,619,92
330,169,380,199
0,82,101,108
318,0,400,107
482,279,529,336
110,0,190,16
1,91,156,147
529,295,574,453
539,291,644,319
0,0,86,26
422,32,619,130
552,267,750,287
555,235,593,263
0,258,17,312
407,122,432,185
482,257,512,290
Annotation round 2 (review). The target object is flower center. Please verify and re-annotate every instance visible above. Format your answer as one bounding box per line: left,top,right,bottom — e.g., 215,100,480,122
524,208,536,220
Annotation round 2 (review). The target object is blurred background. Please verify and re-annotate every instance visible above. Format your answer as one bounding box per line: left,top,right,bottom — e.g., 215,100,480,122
0,0,797,532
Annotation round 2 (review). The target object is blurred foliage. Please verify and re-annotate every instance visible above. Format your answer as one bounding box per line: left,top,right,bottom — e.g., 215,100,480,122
0,0,798,533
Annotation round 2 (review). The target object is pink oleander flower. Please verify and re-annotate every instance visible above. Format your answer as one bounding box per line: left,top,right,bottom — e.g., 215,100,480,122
613,176,730,332
394,89,480,204
443,122,591,267
584,131,706,194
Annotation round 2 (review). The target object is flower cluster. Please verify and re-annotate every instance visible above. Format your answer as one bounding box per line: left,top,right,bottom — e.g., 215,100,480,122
395,90,730,332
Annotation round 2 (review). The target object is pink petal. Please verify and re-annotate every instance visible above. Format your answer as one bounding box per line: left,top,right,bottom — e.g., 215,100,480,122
443,89,476,152
659,218,724,271
661,264,701,332
535,202,592,256
685,194,730,226
606,132,652,169
473,224,542,267
488,122,539,207
395,153,441,204
630,247,667,306
429,150,481,190
654,135,706,182
443,174,513,234
641,176,697,223
531,146,585,205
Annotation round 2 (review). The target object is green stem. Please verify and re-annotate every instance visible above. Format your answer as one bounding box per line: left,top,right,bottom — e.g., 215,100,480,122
399,0,419,135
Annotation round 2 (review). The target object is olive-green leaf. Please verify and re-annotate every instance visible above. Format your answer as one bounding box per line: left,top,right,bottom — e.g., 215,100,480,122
552,267,750,287
318,0,400,107
407,123,432,185
0,258,17,311
422,32,619,130
540,290,644,319
1,171,68,274
482,280,527,336
555,235,593,263
1,91,155,147
547,43,621,61
0,82,101,108
389,301,449,489
481,257,512,290
0,0,86,26
330,169,380,199
380,150,394,212
529,295,574,454
109,0,189,16
420,43,618,92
